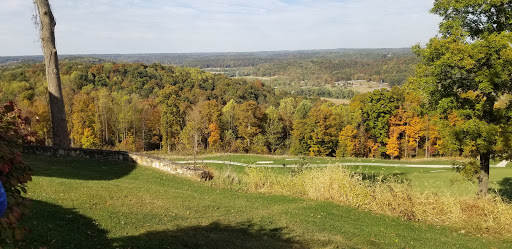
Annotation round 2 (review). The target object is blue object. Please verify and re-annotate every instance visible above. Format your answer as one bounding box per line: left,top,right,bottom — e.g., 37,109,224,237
0,182,7,216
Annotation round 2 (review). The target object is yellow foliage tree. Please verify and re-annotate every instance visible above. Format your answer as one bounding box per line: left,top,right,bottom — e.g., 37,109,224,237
367,140,381,158
307,107,338,157
405,116,424,157
336,125,357,157
71,93,99,148
386,133,400,159
387,108,406,158
81,128,99,149
208,123,221,151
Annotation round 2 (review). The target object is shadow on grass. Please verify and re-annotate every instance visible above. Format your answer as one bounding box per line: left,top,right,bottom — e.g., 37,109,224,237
17,200,112,249
496,177,512,201
25,155,136,181
19,200,306,249
114,222,307,249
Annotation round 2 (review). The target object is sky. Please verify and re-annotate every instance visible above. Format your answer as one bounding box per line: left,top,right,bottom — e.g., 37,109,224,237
1,0,442,56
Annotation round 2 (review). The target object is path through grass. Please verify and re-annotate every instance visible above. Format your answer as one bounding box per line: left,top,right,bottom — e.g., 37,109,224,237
17,155,511,248
158,153,509,167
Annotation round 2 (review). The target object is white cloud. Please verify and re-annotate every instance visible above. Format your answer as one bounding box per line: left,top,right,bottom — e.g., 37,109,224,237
0,0,441,55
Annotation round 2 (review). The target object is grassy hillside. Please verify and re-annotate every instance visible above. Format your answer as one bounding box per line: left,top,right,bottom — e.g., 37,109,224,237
16,155,511,248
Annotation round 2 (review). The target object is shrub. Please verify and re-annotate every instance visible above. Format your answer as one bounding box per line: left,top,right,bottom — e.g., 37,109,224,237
208,167,244,191
0,102,33,243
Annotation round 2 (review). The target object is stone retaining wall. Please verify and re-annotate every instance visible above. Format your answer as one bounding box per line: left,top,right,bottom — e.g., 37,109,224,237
128,153,212,180
23,146,211,181
23,145,132,161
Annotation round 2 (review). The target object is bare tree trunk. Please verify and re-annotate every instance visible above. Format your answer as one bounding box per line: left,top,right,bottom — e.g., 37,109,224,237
247,123,251,148
133,105,136,139
104,113,108,144
416,138,419,157
478,153,490,197
142,117,145,151
194,133,198,168
425,115,429,158
35,0,70,148
95,101,101,144
405,128,408,159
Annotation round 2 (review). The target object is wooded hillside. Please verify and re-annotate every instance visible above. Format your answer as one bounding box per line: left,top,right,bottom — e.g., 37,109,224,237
1,48,417,89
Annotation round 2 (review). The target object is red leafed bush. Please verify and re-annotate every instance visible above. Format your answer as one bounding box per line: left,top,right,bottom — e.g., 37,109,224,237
0,101,33,242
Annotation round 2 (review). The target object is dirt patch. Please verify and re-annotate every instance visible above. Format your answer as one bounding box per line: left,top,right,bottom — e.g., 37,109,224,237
321,98,351,105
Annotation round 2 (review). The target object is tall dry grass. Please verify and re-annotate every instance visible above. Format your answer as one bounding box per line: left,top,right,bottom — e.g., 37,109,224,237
219,166,512,238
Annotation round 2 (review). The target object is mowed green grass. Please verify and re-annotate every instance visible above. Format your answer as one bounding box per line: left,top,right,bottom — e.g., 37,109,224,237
163,153,508,166
167,154,512,197
16,155,511,248
345,165,512,197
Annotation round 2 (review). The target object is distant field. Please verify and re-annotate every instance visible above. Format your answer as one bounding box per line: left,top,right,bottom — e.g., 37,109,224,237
347,80,391,93
235,76,280,81
320,97,351,105
202,70,282,81
18,155,511,248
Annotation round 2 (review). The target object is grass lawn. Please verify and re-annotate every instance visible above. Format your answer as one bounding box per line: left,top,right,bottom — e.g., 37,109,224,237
162,154,512,198
161,153,462,166
162,153,508,167
17,155,512,249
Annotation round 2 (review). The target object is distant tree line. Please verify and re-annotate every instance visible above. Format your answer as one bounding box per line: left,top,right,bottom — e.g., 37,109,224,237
292,87,356,100
246,54,417,87
1,48,417,89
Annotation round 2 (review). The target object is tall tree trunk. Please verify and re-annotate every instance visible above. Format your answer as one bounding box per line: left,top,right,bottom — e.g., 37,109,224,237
425,115,429,158
405,130,408,159
478,152,491,196
95,102,101,144
416,138,419,157
142,117,145,151
104,113,108,144
35,0,70,148
247,123,251,148
194,133,198,168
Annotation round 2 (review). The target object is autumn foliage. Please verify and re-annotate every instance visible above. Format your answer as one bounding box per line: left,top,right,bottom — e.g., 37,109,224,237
0,61,491,160
0,102,33,242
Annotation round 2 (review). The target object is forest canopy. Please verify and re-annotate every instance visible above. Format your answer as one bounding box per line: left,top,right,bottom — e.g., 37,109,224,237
0,61,475,160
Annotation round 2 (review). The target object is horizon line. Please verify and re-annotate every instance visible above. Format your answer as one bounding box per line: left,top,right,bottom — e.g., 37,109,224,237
0,47,414,58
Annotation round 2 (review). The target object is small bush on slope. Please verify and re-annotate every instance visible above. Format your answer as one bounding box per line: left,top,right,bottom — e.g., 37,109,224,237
0,102,33,243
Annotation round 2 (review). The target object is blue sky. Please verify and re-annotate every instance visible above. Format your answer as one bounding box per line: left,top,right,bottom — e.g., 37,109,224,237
1,0,441,56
